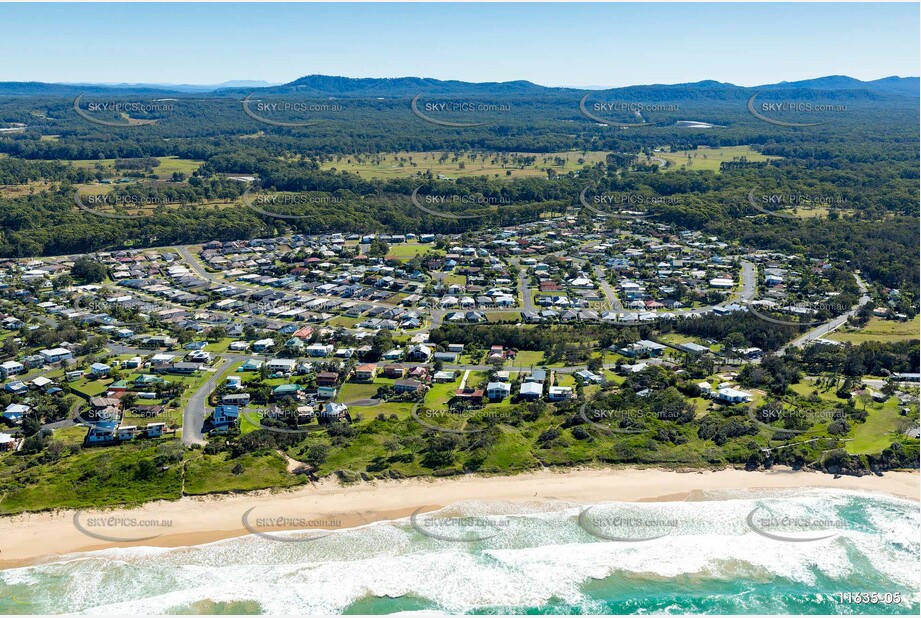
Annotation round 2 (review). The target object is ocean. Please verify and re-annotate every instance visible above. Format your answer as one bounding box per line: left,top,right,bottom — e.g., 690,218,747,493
0,488,917,615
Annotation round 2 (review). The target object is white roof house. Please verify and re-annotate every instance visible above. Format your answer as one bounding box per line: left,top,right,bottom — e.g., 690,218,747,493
715,387,753,403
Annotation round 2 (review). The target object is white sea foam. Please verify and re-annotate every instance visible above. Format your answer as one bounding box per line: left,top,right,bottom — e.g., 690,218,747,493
0,489,916,615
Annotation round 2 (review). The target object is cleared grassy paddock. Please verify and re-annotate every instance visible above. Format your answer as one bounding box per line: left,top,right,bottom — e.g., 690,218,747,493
644,146,780,173
318,150,611,179
829,316,920,344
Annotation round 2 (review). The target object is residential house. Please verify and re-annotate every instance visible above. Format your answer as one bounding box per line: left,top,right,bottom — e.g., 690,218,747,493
319,402,349,423
547,386,573,402
316,386,338,399
519,381,543,401
211,405,240,427
353,363,377,381
575,369,603,384
2,403,29,425
39,347,73,364
486,381,511,402
273,384,302,400
267,358,297,375
393,379,424,394
315,372,340,387
305,343,334,357
0,361,25,379
714,387,753,404
222,393,251,406
382,365,405,379
433,371,456,383
252,338,275,352
90,363,112,377
406,344,433,362
85,421,119,444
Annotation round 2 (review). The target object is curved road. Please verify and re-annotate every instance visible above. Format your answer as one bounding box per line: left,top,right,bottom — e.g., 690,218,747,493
778,273,871,355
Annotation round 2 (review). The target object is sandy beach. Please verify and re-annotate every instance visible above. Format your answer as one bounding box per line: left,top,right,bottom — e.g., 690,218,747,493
1,466,917,569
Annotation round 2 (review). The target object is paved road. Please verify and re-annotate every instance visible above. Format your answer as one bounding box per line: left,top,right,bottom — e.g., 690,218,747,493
593,264,623,311
176,245,213,280
738,260,756,302
509,258,535,312
779,273,871,355
182,354,245,445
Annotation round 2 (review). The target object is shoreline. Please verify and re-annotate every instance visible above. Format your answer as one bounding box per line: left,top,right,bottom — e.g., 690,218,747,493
1,466,917,569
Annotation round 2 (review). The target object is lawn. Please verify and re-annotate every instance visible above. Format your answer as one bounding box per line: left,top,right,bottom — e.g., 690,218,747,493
327,315,362,328
338,380,385,403
424,380,462,410
846,399,914,455
828,316,920,344
386,242,441,260
513,351,547,367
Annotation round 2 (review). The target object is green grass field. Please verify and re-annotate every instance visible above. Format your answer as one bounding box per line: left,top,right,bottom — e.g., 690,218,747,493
319,150,611,180
58,156,204,180
846,399,912,455
829,316,920,344
643,146,781,173
385,242,441,260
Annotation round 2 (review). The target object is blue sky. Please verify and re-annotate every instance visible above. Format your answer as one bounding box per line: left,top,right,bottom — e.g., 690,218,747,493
1,3,917,87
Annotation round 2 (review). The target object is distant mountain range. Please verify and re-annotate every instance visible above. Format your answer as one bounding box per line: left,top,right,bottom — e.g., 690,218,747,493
62,80,280,93
0,74,916,98
758,75,919,96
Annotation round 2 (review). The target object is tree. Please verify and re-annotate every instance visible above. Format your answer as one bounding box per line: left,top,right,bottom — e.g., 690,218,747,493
305,443,330,466
71,257,107,283
368,238,390,258
1,337,19,359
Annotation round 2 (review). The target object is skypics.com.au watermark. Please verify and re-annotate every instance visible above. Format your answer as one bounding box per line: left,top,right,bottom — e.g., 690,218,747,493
72,294,160,328
748,189,847,219
409,506,510,542
73,94,174,128
241,507,340,543
410,94,510,127
241,185,344,219
746,299,850,328
746,505,845,542
580,186,676,219
578,506,679,542
747,93,847,128
578,403,688,435
74,189,185,220
411,186,512,220
747,401,839,435
242,93,343,128
72,511,174,542
239,406,315,436
579,95,677,127
411,405,520,435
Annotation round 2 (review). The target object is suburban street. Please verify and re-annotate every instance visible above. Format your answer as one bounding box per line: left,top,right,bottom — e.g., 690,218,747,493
779,273,871,355
593,264,623,311
182,354,245,445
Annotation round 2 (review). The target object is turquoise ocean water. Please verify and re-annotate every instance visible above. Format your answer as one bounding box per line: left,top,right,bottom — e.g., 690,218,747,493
0,488,917,614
